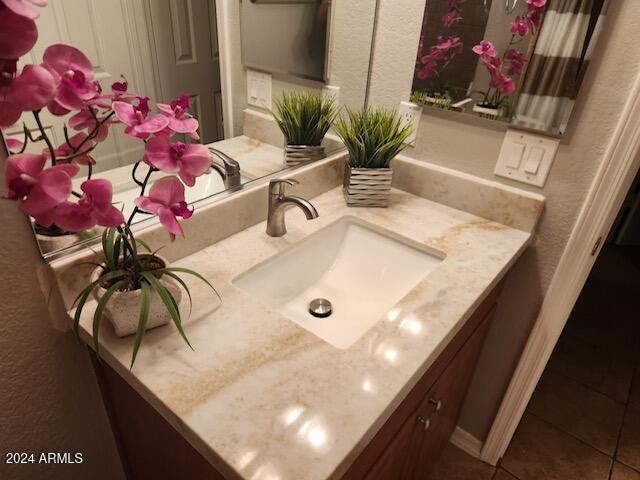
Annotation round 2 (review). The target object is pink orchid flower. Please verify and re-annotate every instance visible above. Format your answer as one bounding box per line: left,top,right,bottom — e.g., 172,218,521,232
54,179,124,231
5,136,23,153
157,94,199,139
4,153,78,226
134,176,193,241
43,132,96,165
510,16,530,36
505,49,526,76
42,44,98,114
0,0,47,20
68,108,113,142
0,60,56,128
113,99,170,140
472,40,497,58
490,71,516,95
442,10,461,28
143,135,211,187
0,7,37,59
526,0,546,9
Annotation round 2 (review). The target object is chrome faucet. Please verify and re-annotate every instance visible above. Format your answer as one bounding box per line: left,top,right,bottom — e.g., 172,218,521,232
266,179,319,237
208,147,242,190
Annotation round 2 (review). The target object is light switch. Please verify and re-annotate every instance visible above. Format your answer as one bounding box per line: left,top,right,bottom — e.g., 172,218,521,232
494,129,559,187
524,147,544,174
506,142,526,169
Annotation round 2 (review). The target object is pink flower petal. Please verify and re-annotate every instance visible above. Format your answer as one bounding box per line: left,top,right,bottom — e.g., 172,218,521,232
144,135,178,172
80,178,112,210
112,101,137,126
0,8,37,58
1,0,47,20
168,117,199,134
135,114,170,133
158,206,183,240
133,196,163,214
54,202,96,231
43,43,93,79
94,205,124,228
147,176,185,207
9,64,56,111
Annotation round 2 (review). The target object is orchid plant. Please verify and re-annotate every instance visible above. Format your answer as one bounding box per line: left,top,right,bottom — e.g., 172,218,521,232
1,0,218,366
472,0,547,113
414,0,465,100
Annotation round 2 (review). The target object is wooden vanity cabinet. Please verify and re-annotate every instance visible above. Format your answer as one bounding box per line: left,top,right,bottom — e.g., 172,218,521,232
344,285,501,480
91,284,501,480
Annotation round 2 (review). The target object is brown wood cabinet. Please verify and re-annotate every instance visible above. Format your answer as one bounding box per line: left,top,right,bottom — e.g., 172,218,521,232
92,284,501,480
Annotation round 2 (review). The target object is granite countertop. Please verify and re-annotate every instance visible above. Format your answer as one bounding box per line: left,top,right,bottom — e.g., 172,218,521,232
76,186,532,480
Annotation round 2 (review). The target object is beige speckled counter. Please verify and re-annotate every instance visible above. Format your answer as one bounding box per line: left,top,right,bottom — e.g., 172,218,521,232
76,186,535,480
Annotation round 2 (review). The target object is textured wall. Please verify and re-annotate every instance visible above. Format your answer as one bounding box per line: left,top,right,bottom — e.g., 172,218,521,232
369,0,640,439
0,146,125,480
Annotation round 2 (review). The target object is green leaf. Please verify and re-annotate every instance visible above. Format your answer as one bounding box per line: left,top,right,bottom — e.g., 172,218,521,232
72,269,128,308
140,272,193,350
130,280,150,369
92,279,129,355
136,238,152,252
157,270,193,317
73,284,96,339
158,267,221,305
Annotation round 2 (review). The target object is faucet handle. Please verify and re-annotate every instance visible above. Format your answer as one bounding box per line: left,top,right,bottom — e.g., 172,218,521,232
269,178,299,196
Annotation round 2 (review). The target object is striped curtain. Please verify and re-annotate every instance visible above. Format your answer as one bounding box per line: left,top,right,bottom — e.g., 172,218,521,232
513,0,609,134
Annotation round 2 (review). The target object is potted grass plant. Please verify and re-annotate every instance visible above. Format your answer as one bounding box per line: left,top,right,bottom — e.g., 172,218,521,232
334,107,412,207
1,1,219,368
271,91,338,167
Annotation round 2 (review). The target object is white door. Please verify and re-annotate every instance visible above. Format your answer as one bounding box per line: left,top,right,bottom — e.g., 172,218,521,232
146,0,224,144
6,0,147,173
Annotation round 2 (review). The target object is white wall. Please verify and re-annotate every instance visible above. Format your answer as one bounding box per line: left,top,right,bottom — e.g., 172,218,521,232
0,144,125,479
368,0,640,440
217,0,377,137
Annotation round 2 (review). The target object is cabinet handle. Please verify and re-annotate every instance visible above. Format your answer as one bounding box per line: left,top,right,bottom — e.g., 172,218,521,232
416,416,431,431
429,398,443,411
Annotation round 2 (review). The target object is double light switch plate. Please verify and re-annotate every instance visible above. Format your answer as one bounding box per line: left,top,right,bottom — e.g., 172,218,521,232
494,129,560,187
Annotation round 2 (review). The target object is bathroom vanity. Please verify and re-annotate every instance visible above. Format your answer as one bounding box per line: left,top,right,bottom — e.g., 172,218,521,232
92,278,501,480
63,153,542,480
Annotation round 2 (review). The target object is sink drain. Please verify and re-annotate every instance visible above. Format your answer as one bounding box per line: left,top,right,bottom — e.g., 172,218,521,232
309,298,332,318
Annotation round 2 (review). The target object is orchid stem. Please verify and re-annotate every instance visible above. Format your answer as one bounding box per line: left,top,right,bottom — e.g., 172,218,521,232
33,109,57,165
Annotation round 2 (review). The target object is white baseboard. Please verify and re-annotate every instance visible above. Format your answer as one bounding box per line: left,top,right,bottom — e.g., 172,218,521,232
449,426,483,459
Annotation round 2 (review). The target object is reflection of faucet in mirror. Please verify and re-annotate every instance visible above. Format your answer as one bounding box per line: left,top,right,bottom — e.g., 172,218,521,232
266,179,319,237
208,148,242,190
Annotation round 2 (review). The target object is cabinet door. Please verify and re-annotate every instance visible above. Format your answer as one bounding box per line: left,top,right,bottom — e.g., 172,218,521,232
407,306,496,479
363,414,417,480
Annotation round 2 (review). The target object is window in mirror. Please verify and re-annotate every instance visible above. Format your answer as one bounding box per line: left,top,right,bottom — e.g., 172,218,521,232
411,0,610,135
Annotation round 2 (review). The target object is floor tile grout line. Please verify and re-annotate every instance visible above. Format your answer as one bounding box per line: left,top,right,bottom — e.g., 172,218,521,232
543,365,631,408
525,410,617,460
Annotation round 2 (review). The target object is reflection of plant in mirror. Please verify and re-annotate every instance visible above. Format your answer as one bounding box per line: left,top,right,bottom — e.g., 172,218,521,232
410,90,453,110
472,0,547,113
271,91,338,147
415,0,465,99
1,0,219,366
334,108,412,169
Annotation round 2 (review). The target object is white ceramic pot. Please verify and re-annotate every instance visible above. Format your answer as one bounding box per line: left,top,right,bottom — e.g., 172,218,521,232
90,255,182,337
472,104,503,119
36,227,101,255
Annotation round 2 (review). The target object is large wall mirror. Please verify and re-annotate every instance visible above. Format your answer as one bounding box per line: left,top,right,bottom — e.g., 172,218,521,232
1,0,378,259
411,0,609,135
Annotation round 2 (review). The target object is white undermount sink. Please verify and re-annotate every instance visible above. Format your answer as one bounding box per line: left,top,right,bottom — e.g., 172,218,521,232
233,216,445,349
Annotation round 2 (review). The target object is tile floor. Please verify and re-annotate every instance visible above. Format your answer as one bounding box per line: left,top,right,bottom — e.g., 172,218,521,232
428,246,640,480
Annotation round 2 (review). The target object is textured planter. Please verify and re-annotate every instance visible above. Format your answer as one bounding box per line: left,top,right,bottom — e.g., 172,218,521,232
343,164,393,207
90,255,182,337
37,232,85,254
472,104,503,119
284,145,325,168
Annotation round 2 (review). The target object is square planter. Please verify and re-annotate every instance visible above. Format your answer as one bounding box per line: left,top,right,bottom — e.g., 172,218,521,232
284,145,326,168
343,164,393,207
